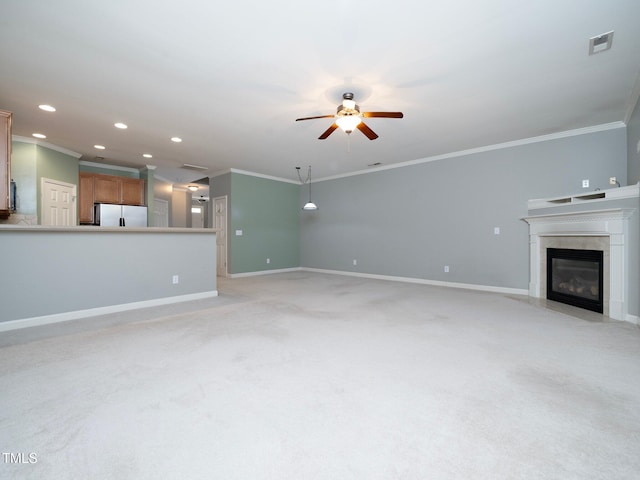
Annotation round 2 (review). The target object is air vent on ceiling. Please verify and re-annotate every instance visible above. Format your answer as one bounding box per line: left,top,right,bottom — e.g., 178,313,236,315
589,31,613,55
181,163,209,171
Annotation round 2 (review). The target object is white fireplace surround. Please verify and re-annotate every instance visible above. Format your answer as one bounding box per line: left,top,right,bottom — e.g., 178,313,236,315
524,208,635,322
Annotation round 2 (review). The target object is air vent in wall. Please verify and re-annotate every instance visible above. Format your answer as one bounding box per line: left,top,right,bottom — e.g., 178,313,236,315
589,31,613,55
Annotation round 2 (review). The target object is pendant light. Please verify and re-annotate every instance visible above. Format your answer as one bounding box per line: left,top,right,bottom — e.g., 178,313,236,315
296,166,318,211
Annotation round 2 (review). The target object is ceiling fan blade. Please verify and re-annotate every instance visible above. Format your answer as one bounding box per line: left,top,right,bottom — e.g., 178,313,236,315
357,121,379,140
362,112,404,118
296,114,335,122
318,123,338,139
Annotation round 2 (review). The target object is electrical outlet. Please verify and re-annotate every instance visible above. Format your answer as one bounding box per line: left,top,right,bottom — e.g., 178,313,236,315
494,227,500,235
444,265,449,273
609,177,617,185
582,179,589,188
266,258,270,264
235,230,243,236
172,275,179,284
353,259,357,266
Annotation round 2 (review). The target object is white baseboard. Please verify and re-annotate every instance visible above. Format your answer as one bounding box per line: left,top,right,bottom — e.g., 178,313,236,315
228,267,302,278
301,268,529,296
626,314,640,325
0,291,218,333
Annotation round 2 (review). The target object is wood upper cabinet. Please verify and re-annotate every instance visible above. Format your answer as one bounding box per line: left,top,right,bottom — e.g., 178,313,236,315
121,177,145,205
94,174,121,204
78,172,145,224
0,110,12,219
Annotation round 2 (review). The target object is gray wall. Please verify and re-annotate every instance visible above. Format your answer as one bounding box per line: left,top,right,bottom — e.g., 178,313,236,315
5,142,37,217
1,141,80,225
171,189,191,227
229,172,300,274
301,126,628,292
0,229,217,323
628,95,640,185
208,172,300,275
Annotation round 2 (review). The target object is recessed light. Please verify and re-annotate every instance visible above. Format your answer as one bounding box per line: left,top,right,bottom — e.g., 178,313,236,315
171,137,182,143
114,122,128,129
38,104,56,112
94,145,106,150
143,153,153,158
32,133,47,139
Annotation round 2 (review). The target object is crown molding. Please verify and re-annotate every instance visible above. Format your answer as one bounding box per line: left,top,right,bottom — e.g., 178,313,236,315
79,160,140,174
316,122,627,183
209,168,298,184
12,135,82,158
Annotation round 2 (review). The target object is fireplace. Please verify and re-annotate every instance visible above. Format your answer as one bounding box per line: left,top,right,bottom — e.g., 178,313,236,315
546,248,603,313
523,204,636,322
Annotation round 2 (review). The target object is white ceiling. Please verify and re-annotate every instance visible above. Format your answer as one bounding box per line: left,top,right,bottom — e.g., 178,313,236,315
1,1,639,186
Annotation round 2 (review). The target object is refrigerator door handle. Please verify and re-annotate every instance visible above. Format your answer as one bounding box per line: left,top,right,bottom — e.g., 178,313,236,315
120,217,124,227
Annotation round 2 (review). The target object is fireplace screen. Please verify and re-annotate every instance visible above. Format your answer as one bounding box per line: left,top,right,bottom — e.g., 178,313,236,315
547,248,603,313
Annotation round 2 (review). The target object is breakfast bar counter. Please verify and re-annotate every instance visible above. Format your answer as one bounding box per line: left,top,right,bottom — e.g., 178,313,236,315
0,226,219,328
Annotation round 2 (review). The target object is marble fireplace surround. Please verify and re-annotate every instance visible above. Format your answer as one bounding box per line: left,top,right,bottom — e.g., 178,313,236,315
524,209,634,322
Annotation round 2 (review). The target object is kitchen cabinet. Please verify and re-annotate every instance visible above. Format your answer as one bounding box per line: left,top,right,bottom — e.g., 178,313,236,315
0,110,12,219
121,177,145,205
79,172,145,224
78,172,95,223
94,174,121,204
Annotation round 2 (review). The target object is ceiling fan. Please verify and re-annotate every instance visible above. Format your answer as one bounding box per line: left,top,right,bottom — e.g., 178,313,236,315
296,92,403,140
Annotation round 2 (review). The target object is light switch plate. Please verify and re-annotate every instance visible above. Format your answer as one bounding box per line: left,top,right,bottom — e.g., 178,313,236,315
235,230,243,236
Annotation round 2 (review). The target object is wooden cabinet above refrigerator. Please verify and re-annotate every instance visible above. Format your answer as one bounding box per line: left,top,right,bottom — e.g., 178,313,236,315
79,172,144,224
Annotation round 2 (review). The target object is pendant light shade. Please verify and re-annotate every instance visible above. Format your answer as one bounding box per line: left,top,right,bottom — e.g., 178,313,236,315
296,166,318,211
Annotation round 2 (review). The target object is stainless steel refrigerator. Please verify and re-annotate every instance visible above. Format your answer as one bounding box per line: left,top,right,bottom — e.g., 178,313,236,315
94,203,147,227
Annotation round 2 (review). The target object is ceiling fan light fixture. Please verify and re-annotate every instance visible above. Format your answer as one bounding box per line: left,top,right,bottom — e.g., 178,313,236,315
342,99,357,110
336,115,362,133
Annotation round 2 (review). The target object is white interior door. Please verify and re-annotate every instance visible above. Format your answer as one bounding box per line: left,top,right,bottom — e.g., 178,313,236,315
214,196,228,277
191,205,204,228
153,198,169,227
41,178,76,226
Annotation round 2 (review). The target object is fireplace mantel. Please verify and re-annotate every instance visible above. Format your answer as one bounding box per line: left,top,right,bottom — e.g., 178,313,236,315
523,208,635,322
528,183,639,210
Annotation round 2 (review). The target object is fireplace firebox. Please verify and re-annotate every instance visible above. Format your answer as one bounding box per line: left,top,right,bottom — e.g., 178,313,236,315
546,248,604,313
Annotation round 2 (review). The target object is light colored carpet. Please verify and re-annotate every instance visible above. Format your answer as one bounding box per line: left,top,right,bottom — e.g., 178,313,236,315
1,271,639,479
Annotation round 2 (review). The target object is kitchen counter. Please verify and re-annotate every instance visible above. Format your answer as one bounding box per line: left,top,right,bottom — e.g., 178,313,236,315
0,225,219,233
1,226,218,328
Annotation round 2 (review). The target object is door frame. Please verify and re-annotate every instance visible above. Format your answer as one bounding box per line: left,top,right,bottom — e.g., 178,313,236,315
213,195,228,277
